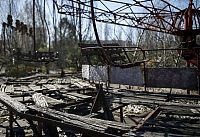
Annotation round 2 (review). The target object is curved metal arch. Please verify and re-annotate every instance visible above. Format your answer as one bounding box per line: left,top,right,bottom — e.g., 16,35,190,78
90,0,111,65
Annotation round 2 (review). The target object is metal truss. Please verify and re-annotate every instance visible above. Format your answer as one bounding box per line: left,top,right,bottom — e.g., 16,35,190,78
53,0,200,36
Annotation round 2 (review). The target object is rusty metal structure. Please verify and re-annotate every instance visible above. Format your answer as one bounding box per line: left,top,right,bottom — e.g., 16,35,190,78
54,0,200,65
53,0,200,91
0,0,200,137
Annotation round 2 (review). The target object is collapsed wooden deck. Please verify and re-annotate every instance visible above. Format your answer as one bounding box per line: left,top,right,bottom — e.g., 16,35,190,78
0,74,199,137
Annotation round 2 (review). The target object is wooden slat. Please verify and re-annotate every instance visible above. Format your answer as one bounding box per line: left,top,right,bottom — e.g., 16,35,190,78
37,79,49,85
64,92,92,100
29,105,134,133
43,84,57,91
133,107,160,131
0,92,28,112
21,85,30,92
29,85,43,92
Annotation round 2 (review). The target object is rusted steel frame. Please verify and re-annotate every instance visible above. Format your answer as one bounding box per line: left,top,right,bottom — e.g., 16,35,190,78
188,0,193,30
126,1,178,31
112,3,131,14
141,4,178,31
82,46,145,56
132,107,160,132
55,0,200,35
82,46,147,67
94,18,180,34
149,0,165,30
105,46,146,61
94,11,175,32
90,0,147,67
55,0,185,34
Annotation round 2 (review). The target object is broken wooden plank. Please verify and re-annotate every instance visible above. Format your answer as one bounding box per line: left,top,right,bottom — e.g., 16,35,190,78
71,78,95,89
0,92,28,113
37,79,49,85
43,84,58,91
21,85,30,92
64,92,92,100
133,107,160,131
109,89,167,102
29,105,134,134
28,85,43,92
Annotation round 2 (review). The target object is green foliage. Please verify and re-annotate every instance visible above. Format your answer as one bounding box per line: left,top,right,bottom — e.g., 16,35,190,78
6,63,35,77
52,17,80,70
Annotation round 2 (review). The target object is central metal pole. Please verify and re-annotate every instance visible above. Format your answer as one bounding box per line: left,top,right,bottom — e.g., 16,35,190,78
33,0,36,53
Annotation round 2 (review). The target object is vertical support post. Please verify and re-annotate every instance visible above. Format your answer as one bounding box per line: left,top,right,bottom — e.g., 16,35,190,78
120,107,123,123
45,62,49,74
90,84,114,121
27,119,40,137
197,49,200,95
107,65,110,89
90,84,103,113
143,51,147,92
188,0,193,30
187,61,191,95
3,23,6,55
9,111,14,137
